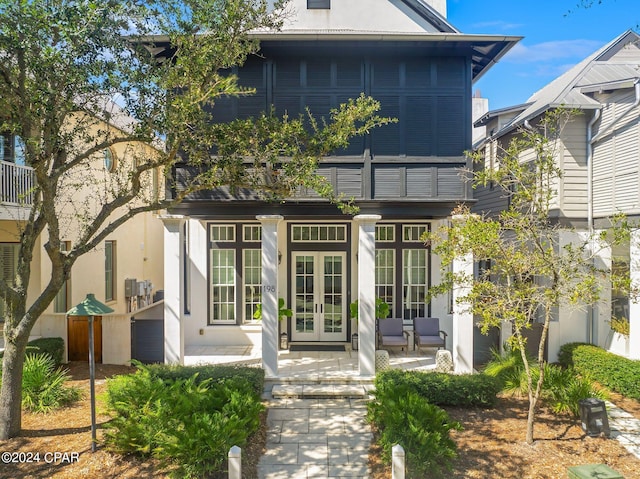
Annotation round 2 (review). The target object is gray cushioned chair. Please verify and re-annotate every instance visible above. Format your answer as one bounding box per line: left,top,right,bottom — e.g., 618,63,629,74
413,317,447,353
377,318,410,355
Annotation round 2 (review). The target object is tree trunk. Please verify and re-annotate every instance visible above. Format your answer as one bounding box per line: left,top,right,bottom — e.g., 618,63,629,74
0,334,29,439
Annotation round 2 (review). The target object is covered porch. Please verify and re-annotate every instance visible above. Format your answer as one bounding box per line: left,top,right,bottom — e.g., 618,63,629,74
183,344,438,380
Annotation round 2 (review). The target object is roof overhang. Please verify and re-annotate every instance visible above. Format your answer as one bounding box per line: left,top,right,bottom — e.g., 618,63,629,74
137,32,521,82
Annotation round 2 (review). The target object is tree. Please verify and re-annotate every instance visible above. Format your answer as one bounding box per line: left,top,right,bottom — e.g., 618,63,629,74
426,109,633,444
0,0,389,439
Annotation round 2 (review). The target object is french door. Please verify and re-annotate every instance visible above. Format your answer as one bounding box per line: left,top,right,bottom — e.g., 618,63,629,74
291,252,347,341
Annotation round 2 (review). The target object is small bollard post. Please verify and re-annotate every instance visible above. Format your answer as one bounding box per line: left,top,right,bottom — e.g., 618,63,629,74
228,445,241,479
392,444,405,479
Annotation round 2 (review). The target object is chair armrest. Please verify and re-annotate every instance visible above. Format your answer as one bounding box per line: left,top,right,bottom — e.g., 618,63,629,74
439,330,448,339
403,330,410,340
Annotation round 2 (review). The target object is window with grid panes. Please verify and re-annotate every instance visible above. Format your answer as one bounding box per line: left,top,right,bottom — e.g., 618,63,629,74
403,249,428,319
105,240,116,302
375,249,394,317
0,243,18,321
243,249,262,322
210,249,235,323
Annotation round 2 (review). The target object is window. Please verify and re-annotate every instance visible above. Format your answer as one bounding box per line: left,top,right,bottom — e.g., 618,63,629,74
105,240,116,302
243,225,262,242
375,225,395,242
403,225,429,242
0,134,25,165
54,241,71,313
103,148,116,172
244,249,262,322
0,243,19,322
210,225,235,242
403,249,428,319
375,249,395,316
374,223,431,319
210,249,235,323
209,223,265,325
307,0,330,8
292,225,346,242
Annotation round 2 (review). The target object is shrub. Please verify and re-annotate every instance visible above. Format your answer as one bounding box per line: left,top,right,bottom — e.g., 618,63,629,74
375,369,500,408
368,385,462,478
18,353,82,413
482,346,535,396
0,337,65,368
143,362,264,396
102,364,264,478
557,343,640,400
542,363,607,418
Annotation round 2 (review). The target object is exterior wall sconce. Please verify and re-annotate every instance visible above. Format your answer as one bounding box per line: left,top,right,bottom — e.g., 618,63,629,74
278,251,282,265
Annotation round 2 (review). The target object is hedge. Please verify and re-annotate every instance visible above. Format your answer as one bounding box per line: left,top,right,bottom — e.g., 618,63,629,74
375,369,500,408
558,342,640,400
143,363,265,396
0,337,65,368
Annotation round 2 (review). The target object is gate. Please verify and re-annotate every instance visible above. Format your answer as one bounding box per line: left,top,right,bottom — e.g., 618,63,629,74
131,318,164,364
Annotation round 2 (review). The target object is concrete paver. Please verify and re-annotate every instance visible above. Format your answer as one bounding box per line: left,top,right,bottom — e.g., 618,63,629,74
258,391,372,479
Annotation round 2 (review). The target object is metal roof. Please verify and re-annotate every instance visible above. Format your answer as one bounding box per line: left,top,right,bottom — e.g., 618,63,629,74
487,30,640,140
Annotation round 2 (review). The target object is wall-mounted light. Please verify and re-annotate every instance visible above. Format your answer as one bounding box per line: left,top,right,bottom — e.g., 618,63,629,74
278,251,282,265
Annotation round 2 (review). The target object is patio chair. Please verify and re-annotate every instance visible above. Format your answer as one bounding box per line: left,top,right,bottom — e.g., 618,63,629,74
413,317,447,353
377,318,410,355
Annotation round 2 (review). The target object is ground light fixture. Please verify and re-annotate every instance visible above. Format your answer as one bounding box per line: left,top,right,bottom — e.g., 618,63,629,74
578,397,611,437
66,294,114,452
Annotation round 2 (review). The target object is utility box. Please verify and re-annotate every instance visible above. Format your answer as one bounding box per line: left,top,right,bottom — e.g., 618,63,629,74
125,278,137,298
579,398,610,437
568,464,623,479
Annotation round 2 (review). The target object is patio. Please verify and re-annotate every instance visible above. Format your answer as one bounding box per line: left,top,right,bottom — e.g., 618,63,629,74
183,345,438,380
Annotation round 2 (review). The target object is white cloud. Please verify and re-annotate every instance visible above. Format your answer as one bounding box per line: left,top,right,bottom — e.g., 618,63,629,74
504,39,603,64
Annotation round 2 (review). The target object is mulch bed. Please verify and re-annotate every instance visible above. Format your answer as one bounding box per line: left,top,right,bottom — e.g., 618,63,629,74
2,361,640,478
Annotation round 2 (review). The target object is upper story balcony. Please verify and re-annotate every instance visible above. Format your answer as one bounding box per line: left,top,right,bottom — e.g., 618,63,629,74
0,160,34,208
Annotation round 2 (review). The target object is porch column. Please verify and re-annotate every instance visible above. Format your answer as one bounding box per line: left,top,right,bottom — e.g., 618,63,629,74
629,229,640,359
355,214,380,377
452,214,474,373
257,215,283,378
162,215,185,364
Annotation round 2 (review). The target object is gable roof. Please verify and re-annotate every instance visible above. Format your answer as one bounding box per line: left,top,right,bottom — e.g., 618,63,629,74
484,30,640,141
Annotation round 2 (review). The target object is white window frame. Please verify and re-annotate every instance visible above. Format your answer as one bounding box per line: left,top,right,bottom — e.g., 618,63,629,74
375,249,395,317
243,249,262,323
292,224,347,243
402,224,429,243
402,248,428,320
210,249,236,324
243,225,262,242
210,224,236,242
375,225,395,242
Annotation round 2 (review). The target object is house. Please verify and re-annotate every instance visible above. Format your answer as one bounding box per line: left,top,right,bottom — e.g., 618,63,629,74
473,30,640,361
156,0,520,375
0,100,165,365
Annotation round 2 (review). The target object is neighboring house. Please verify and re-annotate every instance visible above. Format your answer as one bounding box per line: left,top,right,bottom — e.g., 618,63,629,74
473,30,640,361
155,0,519,375
0,101,165,365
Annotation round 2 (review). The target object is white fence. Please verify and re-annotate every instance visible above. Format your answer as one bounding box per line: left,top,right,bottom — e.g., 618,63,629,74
0,160,34,206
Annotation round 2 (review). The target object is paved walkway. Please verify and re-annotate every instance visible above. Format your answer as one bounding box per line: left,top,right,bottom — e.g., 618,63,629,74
608,401,640,459
258,394,372,479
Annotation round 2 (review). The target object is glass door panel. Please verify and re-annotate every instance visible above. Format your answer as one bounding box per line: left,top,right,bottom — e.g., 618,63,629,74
291,252,347,341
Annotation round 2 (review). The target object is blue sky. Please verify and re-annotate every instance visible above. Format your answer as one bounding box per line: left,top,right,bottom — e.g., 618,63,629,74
447,0,640,110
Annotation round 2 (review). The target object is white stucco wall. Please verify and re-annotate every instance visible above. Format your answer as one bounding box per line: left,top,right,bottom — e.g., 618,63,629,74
275,0,446,33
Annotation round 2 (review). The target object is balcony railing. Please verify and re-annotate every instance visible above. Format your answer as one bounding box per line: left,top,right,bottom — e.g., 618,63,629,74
0,160,34,206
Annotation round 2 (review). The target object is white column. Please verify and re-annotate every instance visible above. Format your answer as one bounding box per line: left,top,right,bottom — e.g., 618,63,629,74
629,229,640,359
162,215,185,364
452,214,474,374
355,214,380,377
258,215,283,378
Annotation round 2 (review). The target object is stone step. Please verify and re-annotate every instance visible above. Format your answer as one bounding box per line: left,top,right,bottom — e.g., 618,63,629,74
265,375,374,387
271,383,374,399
